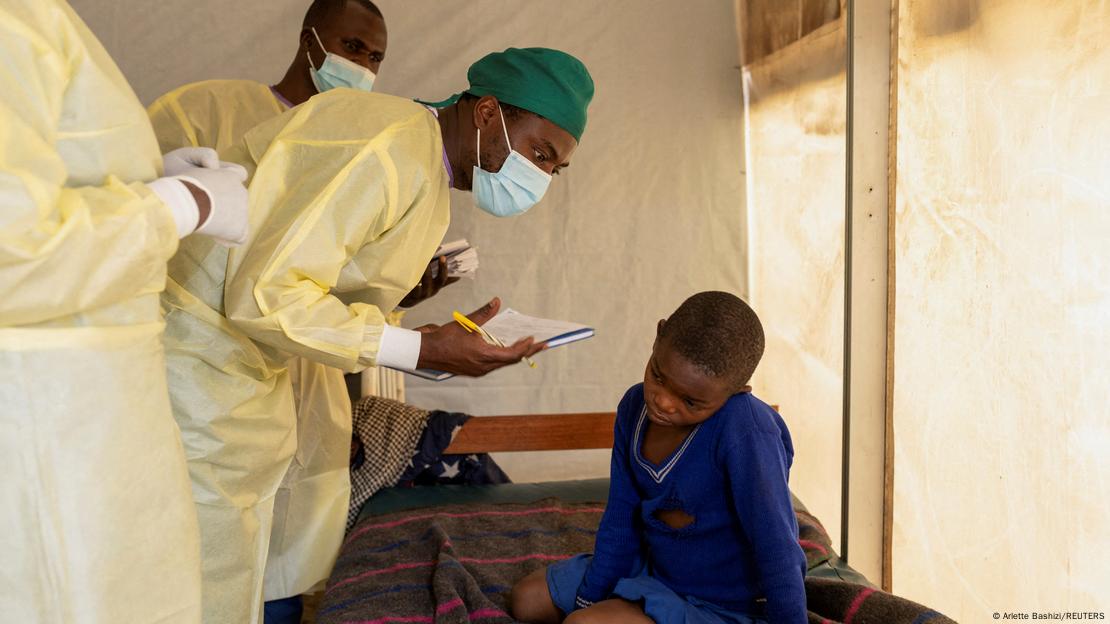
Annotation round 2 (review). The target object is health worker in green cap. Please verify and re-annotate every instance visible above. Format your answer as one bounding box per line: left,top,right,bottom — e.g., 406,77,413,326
155,45,594,622
423,46,593,216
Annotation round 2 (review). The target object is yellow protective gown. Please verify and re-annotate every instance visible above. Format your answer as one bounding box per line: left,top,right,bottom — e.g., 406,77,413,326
149,79,298,622
269,356,353,599
148,79,357,602
149,78,352,599
148,80,287,154
153,88,450,622
0,1,201,622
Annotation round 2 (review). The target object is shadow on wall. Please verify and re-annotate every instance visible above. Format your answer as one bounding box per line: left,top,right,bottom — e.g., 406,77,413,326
911,0,982,37
738,0,841,65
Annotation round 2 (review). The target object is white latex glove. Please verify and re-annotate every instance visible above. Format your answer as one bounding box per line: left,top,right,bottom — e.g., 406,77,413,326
163,146,220,176
176,162,250,246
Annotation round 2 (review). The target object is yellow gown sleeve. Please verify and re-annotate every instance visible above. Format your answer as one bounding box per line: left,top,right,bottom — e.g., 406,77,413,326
223,93,449,372
147,91,202,151
0,3,178,327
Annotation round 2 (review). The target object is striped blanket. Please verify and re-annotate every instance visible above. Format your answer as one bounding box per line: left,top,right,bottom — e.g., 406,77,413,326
318,498,954,624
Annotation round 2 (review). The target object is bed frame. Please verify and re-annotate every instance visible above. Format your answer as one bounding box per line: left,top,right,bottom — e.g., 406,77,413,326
443,412,617,454
443,407,778,454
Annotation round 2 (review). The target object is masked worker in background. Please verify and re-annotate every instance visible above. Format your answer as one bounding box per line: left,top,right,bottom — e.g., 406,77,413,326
148,45,593,624
150,0,386,150
0,1,250,622
146,2,402,622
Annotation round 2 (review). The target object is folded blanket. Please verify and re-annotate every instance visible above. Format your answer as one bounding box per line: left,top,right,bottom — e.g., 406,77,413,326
347,396,430,529
348,397,509,530
320,497,956,624
321,498,600,623
397,408,510,489
805,578,953,624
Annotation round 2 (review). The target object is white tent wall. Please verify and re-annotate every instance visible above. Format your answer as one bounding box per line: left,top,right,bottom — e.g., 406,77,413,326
70,2,307,104
69,0,748,483
738,13,848,545
891,0,1110,618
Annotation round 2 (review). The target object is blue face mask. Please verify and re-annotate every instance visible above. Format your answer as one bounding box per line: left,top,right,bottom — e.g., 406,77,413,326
472,105,553,217
307,27,376,94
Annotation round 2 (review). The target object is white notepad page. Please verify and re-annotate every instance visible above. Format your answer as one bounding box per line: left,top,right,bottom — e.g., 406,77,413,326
481,308,594,347
402,309,593,382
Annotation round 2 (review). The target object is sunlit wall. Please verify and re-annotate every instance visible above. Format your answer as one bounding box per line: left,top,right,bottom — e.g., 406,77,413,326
742,17,847,542
891,0,1110,618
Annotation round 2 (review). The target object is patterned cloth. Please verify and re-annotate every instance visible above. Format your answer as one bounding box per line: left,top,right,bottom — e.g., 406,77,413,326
347,396,431,529
320,498,602,623
397,409,511,488
319,497,957,624
347,397,510,529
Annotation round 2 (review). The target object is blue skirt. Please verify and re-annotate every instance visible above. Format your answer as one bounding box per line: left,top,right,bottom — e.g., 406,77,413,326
546,554,766,624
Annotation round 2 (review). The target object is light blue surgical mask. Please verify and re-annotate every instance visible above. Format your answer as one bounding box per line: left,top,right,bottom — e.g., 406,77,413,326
472,105,552,217
307,27,376,94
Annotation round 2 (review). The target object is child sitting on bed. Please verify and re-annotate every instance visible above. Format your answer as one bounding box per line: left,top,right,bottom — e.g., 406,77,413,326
509,291,807,624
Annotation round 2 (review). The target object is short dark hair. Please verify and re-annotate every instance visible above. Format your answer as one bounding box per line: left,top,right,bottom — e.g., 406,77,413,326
657,291,765,389
303,0,383,27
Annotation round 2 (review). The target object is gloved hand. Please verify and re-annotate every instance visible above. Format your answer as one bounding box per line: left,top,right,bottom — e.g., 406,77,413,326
163,147,220,176
177,162,251,246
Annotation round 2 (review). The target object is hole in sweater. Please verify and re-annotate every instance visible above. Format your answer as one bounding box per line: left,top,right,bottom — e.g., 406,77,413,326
654,508,695,529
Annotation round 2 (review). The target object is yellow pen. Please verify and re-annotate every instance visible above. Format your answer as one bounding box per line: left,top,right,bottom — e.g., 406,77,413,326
452,310,536,368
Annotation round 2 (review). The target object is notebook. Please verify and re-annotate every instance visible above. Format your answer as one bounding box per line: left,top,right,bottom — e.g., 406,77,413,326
480,308,595,348
428,239,478,279
404,308,594,381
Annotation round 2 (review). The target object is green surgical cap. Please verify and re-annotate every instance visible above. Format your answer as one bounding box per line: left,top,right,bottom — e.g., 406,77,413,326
426,47,594,142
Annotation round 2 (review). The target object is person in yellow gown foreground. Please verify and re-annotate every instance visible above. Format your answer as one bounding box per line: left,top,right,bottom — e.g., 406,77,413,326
152,46,595,623
0,1,251,621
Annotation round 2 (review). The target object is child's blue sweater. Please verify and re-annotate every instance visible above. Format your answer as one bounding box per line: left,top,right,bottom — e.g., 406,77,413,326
576,384,807,623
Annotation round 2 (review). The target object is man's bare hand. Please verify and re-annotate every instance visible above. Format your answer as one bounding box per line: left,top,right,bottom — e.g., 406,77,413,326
400,256,461,308
415,298,544,376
